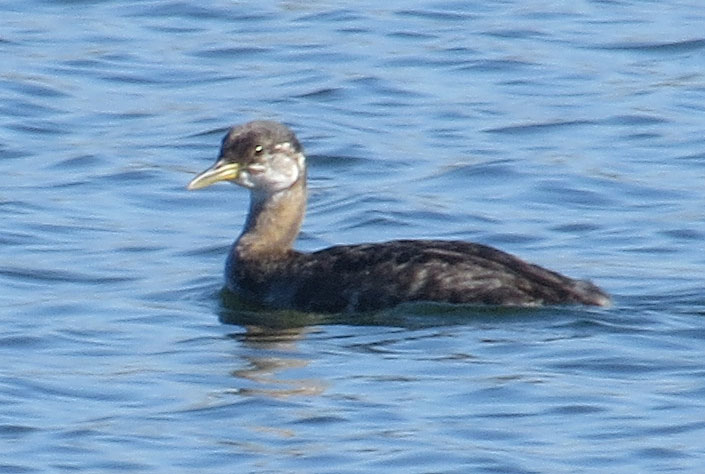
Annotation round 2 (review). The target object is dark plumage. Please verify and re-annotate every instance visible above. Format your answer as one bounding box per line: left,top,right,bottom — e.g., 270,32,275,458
188,120,609,313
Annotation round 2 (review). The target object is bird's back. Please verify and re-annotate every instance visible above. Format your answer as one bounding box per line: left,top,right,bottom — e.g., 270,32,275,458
228,239,609,312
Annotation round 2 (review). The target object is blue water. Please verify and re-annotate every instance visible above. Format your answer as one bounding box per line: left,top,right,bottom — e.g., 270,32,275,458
2,0,705,472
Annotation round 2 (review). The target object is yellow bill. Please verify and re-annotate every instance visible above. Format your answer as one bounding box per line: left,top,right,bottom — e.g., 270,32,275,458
187,161,240,190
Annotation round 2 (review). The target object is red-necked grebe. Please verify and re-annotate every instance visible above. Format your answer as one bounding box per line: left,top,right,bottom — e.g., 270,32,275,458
188,120,609,312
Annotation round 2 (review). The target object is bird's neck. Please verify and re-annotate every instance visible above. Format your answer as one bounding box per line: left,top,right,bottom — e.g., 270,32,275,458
235,177,307,259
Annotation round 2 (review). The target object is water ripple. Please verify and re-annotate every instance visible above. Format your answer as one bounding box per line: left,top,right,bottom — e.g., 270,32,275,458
598,38,705,53
485,119,597,135
2,0,705,473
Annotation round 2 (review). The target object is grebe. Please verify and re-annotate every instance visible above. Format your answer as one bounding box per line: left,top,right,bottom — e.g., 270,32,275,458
188,120,609,312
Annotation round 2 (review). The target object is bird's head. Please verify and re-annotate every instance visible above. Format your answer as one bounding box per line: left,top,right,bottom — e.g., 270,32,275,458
188,120,305,194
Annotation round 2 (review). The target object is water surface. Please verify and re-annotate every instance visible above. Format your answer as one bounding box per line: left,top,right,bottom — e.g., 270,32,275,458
2,1,705,472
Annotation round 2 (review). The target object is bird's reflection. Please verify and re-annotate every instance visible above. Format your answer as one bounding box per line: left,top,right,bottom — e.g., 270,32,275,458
228,325,326,398
220,293,328,398
217,288,545,399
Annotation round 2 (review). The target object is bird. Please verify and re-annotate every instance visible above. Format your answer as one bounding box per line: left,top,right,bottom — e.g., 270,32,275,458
187,120,609,313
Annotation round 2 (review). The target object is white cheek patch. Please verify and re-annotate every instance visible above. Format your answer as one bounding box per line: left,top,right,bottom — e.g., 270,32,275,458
238,142,305,192
237,170,256,188
263,158,300,191
247,164,267,175
273,144,306,173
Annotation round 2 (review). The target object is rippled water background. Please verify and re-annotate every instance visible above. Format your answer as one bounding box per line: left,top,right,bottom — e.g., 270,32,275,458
3,1,705,472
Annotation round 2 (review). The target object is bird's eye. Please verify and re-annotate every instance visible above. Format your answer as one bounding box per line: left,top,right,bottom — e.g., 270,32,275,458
254,145,263,154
